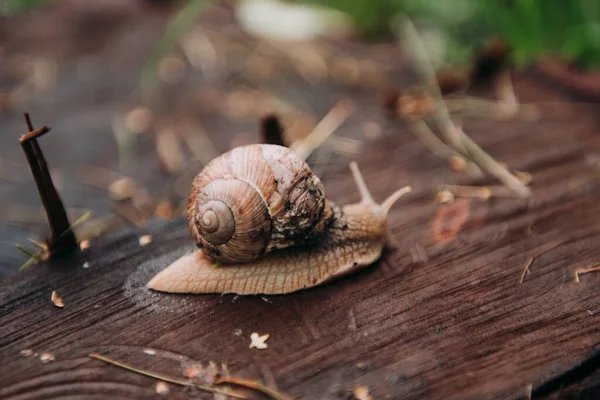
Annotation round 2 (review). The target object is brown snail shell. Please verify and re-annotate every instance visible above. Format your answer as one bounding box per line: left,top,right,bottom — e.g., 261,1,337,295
187,144,333,264
148,160,411,295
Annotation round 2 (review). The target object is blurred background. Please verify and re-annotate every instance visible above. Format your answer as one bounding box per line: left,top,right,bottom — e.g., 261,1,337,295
1,0,599,276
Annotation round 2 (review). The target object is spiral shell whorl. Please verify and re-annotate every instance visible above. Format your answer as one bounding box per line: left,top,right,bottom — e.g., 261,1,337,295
187,144,333,264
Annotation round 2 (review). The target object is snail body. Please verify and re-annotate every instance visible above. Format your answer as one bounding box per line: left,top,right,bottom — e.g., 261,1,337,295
147,144,410,295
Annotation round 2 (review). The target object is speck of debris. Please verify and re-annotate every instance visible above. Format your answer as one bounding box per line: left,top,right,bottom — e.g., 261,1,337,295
436,190,455,204
143,349,156,355
353,384,372,400
51,291,64,308
356,362,370,371
249,332,269,350
233,328,242,336
155,381,169,395
353,262,358,266
80,240,90,251
139,235,153,246
183,363,203,379
588,310,595,316
40,353,55,363
20,349,34,357
82,262,90,269
284,199,292,211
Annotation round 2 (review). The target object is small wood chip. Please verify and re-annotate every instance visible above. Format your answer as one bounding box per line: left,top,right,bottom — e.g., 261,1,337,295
249,332,269,349
155,381,169,395
436,190,455,204
353,384,372,400
449,155,467,171
40,353,55,363
20,349,34,357
139,235,153,247
51,291,64,308
79,240,90,251
183,363,203,379
108,177,138,201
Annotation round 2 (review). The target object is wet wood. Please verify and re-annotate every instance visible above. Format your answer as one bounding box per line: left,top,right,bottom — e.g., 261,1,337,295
1,94,600,399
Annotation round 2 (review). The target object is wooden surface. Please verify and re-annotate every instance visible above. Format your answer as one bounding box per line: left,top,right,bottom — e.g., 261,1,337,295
2,92,600,399
1,2,600,399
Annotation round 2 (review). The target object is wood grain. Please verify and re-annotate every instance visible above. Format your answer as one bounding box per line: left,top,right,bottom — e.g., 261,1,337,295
2,84,600,399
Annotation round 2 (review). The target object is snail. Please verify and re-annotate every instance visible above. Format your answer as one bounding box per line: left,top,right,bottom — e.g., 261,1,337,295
147,144,411,295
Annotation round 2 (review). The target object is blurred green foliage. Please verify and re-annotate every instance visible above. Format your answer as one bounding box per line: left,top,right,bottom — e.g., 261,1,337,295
300,0,600,70
4,0,600,71
0,0,49,15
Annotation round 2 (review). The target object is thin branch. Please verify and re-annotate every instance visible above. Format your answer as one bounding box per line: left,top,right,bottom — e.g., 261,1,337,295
519,241,564,284
89,353,245,399
216,376,289,400
291,99,354,160
396,16,465,153
458,125,531,198
574,264,600,283
20,113,78,257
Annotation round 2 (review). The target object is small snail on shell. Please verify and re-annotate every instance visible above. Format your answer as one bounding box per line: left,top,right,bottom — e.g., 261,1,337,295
147,144,410,295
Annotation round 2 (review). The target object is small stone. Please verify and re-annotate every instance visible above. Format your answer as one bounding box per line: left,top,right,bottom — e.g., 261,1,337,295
40,353,55,363
249,332,269,350
139,235,153,247
155,381,169,395
353,384,372,400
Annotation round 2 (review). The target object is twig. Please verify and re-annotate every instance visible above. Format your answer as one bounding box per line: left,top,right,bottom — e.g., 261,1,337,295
396,16,530,197
396,16,465,153
20,113,78,257
574,264,600,283
291,100,354,160
441,184,530,199
261,114,286,146
457,125,531,198
89,353,245,399
519,241,564,284
408,119,466,160
216,376,289,400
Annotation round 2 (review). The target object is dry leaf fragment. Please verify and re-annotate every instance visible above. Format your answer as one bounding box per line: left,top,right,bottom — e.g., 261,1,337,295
155,381,170,395
20,349,34,357
249,332,269,349
139,235,153,246
51,291,64,308
353,384,372,400
40,353,55,363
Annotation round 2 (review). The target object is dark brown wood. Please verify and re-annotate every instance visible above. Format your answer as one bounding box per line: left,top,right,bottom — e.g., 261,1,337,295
1,96,600,399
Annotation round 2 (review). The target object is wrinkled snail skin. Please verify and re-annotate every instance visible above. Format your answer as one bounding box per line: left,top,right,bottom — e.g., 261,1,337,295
147,155,411,295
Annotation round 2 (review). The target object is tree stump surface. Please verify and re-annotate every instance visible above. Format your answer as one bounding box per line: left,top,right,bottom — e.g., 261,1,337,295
2,91,600,399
